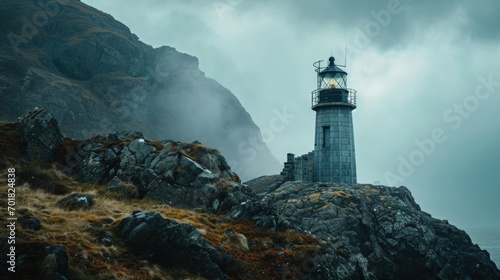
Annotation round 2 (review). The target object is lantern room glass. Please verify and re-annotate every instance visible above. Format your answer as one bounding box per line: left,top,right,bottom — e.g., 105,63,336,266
319,72,347,90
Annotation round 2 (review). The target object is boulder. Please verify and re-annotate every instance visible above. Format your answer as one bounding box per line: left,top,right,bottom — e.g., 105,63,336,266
57,193,95,211
118,211,230,280
20,217,41,231
15,108,64,162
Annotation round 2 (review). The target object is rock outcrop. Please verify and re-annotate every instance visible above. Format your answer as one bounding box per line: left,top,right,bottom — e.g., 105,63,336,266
14,109,63,162
54,130,256,213
119,211,231,280
13,108,255,213
0,0,280,180
230,180,500,279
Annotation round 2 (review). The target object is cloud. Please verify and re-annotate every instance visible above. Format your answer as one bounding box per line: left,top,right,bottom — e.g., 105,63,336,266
82,0,500,228
268,0,500,48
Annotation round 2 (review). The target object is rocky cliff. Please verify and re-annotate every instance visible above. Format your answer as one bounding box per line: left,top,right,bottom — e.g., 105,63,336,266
235,176,500,279
0,0,280,180
0,109,499,279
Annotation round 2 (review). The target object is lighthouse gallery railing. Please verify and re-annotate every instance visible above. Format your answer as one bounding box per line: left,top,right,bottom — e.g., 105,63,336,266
311,88,357,109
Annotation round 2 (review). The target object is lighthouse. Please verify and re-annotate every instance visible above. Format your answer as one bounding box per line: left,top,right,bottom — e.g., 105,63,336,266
311,56,357,183
280,55,357,184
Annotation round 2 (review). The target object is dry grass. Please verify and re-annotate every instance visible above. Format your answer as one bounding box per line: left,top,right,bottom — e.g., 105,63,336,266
175,143,220,161
214,178,237,191
330,190,352,198
309,190,352,203
0,172,201,279
67,27,110,47
16,165,75,195
0,158,321,279
99,180,139,200
231,175,241,183
0,118,199,278
147,140,165,151
190,143,219,155
361,185,380,194
0,121,320,279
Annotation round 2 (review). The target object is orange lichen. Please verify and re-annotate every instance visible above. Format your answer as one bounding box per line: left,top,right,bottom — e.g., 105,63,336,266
0,148,321,279
190,143,220,155
147,140,165,151
47,216,66,223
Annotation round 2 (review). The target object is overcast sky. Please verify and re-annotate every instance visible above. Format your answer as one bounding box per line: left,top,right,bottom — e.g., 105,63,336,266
82,0,500,229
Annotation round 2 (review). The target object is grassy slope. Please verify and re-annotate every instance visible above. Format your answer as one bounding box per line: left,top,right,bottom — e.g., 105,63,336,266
0,122,320,279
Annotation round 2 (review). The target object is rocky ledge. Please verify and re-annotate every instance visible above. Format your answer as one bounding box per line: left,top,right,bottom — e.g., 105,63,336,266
16,108,254,214
231,179,500,279
2,108,499,279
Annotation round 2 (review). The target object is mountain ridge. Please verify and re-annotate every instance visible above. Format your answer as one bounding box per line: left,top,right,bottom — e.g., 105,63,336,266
0,0,280,180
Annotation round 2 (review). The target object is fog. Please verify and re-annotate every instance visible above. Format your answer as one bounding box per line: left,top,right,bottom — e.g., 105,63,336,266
82,0,500,229
148,51,280,179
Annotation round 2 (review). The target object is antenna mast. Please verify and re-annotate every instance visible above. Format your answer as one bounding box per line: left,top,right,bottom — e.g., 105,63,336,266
334,44,348,67
344,43,348,67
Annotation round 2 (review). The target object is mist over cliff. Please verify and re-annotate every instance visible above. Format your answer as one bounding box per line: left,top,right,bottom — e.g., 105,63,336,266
0,0,280,180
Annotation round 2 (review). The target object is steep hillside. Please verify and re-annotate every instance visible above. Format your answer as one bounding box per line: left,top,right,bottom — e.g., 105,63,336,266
0,0,280,180
1,109,499,279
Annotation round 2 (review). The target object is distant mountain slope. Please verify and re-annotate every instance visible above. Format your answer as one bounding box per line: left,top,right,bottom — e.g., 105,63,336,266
0,0,280,180
1,110,499,279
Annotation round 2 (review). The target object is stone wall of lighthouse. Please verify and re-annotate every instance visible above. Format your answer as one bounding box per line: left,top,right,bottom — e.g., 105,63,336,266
313,106,356,184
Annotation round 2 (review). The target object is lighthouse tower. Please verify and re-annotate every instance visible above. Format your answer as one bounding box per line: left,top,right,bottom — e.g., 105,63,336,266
312,56,357,183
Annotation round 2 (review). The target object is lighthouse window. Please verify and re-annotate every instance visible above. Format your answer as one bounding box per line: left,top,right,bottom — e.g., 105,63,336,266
323,126,330,147
332,73,347,89
321,73,347,89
